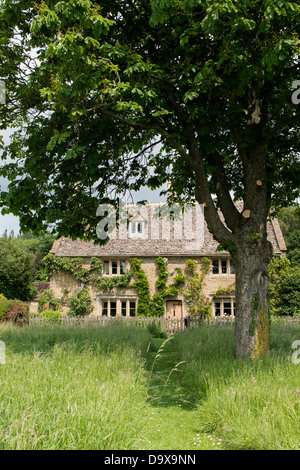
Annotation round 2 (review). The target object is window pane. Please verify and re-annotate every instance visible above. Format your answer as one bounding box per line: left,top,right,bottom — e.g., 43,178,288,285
110,301,117,317
137,222,142,233
103,261,109,275
233,302,236,316
120,260,126,275
215,301,221,316
224,302,231,316
121,301,127,316
131,222,136,233
102,301,108,316
111,260,118,275
230,260,235,274
212,260,219,274
221,260,227,274
129,301,136,317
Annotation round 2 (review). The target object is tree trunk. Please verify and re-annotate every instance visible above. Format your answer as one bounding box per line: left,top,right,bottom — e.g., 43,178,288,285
233,236,272,359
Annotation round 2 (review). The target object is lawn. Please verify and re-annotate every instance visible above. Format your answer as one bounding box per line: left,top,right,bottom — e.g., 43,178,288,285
0,320,299,450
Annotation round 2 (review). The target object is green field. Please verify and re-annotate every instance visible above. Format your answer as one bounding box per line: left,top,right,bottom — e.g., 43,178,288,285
0,321,299,450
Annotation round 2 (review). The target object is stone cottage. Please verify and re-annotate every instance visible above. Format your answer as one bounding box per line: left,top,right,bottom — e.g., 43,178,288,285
48,201,286,319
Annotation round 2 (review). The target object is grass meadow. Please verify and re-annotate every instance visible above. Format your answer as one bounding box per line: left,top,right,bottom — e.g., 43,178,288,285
0,320,299,450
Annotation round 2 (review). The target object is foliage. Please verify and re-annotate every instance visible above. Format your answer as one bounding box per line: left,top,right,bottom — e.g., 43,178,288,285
184,258,212,318
44,253,131,291
214,284,236,296
280,270,300,316
0,323,152,450
268,256,292,315
147,320,168,339
32,309,65,324
1,0,300,357
0,299,29,324
0,294,7,301
129,258,150,316
149,257,185,316
277,206,300,239
68,287,93,317
286,230,300,267
173,323,300,450
0,237,35,301
1,0,299,240
38,289,64,312
14,232,57,281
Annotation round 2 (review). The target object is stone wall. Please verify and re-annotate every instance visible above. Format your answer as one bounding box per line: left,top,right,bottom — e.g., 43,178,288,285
48,254,236,317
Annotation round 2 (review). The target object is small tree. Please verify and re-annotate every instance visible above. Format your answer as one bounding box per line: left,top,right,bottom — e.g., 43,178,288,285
0,237,35,301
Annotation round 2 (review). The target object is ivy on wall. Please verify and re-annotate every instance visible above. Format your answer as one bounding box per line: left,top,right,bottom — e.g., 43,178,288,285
129,258,151,316
149,257,186,316
44,253,211,317
184,258,212,317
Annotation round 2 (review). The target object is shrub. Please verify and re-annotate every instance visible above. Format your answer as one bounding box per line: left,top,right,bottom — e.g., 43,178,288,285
0,237,35,300
280,271,300,316
38,289,61,312
34,309,64,324
68,287,93,316
0,293,7,301
0,299,29,324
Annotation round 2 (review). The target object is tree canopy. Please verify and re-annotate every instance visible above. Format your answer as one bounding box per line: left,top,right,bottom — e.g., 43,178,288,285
0,0,300,357
0,0,299,239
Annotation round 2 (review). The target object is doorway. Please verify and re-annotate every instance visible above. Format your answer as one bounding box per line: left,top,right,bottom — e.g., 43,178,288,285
166,300,183,320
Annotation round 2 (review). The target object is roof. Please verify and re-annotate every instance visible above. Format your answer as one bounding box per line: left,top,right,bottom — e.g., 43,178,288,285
50,201,286,258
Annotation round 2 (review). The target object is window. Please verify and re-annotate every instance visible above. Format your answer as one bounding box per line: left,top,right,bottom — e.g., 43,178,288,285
120,260,126,275
213,298,235,317
102,301,108,316
214,301,221,317
111,260,118,275
103,261,109,275
129,301,136,317
121,301,127,317
221,260,227,274
212,260,219,274
100,299,137,317
110,301,117,317
212,259,235,275
130,221,144,234
129,214,146,237
103,260,126,276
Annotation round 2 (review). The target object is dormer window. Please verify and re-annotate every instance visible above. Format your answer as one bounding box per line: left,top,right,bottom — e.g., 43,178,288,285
128,211,147,238
130,221,144,234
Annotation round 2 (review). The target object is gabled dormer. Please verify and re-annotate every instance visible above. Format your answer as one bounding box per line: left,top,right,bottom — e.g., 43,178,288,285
128,211,147,238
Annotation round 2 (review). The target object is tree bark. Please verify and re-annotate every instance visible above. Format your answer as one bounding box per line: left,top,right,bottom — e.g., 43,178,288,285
232,235,273,359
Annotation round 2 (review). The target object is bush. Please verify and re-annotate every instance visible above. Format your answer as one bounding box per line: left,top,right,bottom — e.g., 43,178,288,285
68,287,93,316
280,271,300,316
0,237,35,300
0,294,7,301
33,309,65,324
0,299,29,325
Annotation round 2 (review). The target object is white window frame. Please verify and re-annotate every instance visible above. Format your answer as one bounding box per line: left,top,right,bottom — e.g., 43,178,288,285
211,259,235,275
213,297,236,317
99,298,137,317
102,259,127,276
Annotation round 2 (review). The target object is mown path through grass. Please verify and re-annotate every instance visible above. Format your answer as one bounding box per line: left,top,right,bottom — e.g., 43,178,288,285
136,337,222,450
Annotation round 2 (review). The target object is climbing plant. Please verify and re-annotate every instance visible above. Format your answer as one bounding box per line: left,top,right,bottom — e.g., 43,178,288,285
184,258,212,318
129,258,151,316
149,257,186,316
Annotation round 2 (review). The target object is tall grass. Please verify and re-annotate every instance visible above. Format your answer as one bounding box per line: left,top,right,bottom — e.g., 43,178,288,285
0,323,152,450
173,323,300,450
